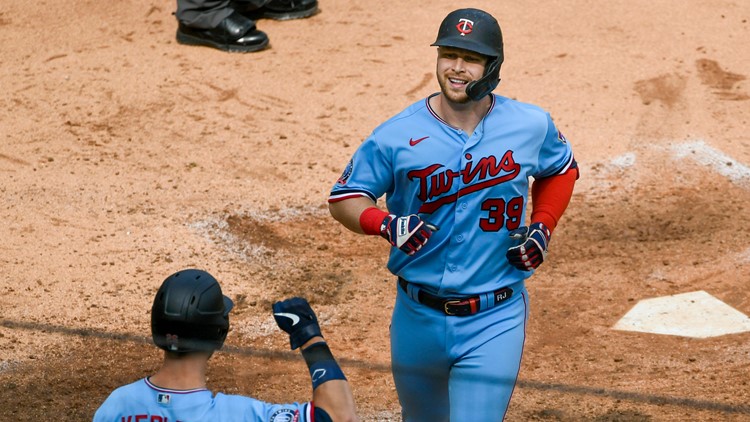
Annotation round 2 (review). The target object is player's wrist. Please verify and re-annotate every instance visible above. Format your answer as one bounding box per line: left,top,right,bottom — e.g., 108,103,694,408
300,335,325,350
529,213,556,233
301,341,347,389
289,323,322,350
529,221,551,241
359,207,390,236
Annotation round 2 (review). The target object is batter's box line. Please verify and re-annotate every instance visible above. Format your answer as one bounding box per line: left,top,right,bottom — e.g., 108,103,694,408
2,318,748,416
670,140,750,188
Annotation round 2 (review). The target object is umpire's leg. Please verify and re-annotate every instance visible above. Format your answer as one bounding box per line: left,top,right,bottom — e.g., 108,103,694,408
175,0,269,28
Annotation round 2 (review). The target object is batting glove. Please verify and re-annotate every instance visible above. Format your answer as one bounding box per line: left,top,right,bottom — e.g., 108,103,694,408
380,214,437,256
272,297,322,350
506,222,551,271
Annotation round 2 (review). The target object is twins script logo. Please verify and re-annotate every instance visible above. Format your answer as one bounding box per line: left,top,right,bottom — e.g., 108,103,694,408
456,18,474,36
408,150,520,214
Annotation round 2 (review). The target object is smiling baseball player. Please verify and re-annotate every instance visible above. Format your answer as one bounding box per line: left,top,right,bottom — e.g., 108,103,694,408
328,8,579,421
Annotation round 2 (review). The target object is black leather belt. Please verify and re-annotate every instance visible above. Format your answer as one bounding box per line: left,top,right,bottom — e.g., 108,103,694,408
398,277,513,316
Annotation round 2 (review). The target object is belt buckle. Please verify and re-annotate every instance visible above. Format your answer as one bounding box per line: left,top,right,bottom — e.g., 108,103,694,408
443,299,463,316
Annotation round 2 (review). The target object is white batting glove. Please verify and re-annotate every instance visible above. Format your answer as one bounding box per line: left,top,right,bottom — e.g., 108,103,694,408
380,214,438,256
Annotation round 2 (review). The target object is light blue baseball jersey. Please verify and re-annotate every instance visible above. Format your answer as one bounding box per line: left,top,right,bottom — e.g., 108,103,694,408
93,377,313,422
330,93,575,296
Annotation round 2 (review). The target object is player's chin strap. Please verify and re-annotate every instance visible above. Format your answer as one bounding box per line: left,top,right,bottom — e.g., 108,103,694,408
466,57,501,101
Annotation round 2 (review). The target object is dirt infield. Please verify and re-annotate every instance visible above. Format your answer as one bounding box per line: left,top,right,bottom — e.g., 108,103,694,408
1,1,749,420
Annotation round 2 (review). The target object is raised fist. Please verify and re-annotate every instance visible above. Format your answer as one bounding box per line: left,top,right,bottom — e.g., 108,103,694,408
506,222,551,271
272,297,322,350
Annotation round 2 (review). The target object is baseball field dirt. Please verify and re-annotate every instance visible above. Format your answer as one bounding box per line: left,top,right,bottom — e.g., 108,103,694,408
1,1,749,420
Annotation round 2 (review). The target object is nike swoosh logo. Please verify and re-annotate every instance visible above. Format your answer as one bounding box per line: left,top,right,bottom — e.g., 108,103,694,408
409,136,429,146
274,312,300,326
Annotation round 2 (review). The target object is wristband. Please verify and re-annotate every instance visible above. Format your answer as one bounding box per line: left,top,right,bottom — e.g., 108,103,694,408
359,207,389,236
302,342,347,389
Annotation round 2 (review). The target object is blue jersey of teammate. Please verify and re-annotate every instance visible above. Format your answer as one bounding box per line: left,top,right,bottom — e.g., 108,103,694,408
93,377,313,422
330,93,575,295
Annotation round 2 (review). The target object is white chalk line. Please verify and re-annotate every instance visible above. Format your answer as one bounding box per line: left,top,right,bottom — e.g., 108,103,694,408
671,140,750,188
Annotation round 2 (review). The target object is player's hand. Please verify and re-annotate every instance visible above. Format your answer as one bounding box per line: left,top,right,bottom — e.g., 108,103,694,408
272,297,322,350
380,214,438,256
506,222,551,271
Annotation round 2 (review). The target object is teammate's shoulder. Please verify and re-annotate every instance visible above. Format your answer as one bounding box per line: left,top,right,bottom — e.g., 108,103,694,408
94,379,147,413
212,391,306,417
109,378,148,395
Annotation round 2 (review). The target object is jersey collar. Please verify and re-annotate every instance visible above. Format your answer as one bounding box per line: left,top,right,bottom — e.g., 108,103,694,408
425,93,496,131
145,377,210,394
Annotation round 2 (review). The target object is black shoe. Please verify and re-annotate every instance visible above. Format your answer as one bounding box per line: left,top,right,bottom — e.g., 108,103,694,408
176,11,269,53
234,0,319,21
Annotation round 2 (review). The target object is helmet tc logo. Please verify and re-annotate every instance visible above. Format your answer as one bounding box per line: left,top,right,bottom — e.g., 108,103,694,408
456,18,474,36
166,333,179,351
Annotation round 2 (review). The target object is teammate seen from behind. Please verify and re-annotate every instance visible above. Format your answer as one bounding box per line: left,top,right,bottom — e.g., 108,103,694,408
328,8,578,422
93,269,357,422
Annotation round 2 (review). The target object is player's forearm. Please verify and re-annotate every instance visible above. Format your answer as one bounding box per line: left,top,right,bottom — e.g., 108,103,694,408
312,380,358,422
530,168,578,231
328,197,378,234
301,337,359,421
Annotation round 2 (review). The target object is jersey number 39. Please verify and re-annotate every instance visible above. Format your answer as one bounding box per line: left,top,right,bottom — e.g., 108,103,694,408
479,196,524,232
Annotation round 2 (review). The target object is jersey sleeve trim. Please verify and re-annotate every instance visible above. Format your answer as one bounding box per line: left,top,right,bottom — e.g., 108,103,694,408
328,189,377,203
543,154,578,178
304,401,314,421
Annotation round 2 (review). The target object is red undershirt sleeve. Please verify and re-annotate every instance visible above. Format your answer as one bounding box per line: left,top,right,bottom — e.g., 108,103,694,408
530,168,579,232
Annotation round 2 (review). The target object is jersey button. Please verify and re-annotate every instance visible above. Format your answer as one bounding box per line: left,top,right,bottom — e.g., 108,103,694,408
456,235,464,242
449,264,457,272
461,203,468,210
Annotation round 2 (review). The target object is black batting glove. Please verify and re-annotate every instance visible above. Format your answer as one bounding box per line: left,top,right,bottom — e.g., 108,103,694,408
506,222,551,271
272,297,322,350
380,214,438,256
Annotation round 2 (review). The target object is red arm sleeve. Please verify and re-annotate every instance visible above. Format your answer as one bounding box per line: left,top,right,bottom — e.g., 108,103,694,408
530,167,579,232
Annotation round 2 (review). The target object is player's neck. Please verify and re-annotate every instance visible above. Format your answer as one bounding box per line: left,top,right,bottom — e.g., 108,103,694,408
149,353,209,390
431,94,491,134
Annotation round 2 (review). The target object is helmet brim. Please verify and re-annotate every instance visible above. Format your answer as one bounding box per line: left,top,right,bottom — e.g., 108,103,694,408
223,295,234,315
431,38,498,57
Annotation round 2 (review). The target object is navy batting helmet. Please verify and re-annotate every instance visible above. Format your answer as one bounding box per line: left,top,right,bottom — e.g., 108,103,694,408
151,269,234,353
431,8,504,101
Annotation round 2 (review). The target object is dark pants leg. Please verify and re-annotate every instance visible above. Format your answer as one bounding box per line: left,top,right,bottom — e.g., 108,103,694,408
175,0,269,28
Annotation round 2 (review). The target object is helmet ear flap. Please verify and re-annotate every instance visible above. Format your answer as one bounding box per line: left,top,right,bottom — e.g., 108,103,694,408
466,56,501,101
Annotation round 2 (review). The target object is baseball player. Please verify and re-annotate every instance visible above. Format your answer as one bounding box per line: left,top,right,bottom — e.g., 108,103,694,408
328,8,578,421
93,269,358,422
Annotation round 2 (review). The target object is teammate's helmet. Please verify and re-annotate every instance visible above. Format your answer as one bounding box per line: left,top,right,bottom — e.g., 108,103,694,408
431,8,504,101
151,269,234,353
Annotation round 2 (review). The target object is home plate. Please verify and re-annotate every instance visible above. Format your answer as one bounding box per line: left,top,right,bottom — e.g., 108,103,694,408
613,291,750,338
